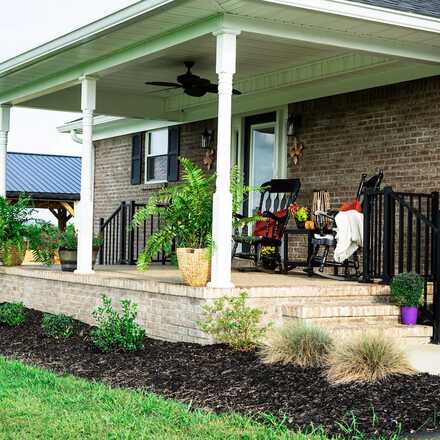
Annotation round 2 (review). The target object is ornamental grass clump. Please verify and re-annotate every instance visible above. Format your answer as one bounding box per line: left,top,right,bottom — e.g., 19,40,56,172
42,313,75,339
260,321,333,368
92,295,146,353
327,333,415,385
198,292,269,351
0,302,26,327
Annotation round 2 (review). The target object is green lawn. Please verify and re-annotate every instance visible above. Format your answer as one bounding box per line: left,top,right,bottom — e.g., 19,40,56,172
0,357,329,440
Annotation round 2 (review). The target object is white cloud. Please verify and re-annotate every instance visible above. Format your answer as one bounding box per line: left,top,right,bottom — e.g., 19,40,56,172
1,0,138,156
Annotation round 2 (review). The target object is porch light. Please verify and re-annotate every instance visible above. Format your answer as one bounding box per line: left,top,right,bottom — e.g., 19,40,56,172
201,128,215,149
287,113,303,137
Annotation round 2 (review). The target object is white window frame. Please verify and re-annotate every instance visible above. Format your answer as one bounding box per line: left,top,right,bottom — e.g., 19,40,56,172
144,128,169,184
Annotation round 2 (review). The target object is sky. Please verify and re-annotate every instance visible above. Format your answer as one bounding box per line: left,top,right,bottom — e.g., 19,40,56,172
1,0,138,156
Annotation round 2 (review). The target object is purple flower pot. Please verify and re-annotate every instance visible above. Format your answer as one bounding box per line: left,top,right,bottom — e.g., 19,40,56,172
401,306,418,326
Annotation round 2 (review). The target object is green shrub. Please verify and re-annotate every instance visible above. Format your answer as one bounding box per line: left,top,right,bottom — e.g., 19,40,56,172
327,333,414,384
42,313,74,339
198,292,268,351
91,295,146,352
390,272,424,307
0,302,26,327
260,321,333,367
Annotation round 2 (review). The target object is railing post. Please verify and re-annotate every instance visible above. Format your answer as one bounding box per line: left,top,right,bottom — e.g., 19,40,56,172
362,188,373,282
99,217,104,265
382,186,394,283
127,200,136,265
119,201,127,264
431,192,440,343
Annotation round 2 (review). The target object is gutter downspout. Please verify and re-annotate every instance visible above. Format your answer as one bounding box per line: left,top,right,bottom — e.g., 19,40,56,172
70,129,83,144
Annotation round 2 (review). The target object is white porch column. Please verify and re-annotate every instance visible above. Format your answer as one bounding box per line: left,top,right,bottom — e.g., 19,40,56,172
0,104,11,198
208,29,240,288
75,76,96,274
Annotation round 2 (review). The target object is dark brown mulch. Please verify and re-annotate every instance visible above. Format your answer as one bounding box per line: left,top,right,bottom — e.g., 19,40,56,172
0,309,439,438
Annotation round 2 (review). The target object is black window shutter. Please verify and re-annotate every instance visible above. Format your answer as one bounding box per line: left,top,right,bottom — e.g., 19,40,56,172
131,133,142,185
167,126,180,182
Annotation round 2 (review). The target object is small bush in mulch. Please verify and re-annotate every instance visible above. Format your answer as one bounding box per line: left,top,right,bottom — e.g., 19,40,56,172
327,334,415,385
261,321,333,368
0,308,440,439
91,295,146,353
198,292,269,351
0,302,25,327
42,313,74,339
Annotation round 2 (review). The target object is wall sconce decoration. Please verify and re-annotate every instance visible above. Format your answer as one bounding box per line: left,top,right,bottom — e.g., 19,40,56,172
203,148,216,171
288,136,305,166
201,128,215,149
287,113,303,137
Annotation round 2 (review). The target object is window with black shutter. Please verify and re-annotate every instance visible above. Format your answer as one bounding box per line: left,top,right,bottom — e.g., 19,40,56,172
131,133,142,185
142,126,180,183
167,126,180,182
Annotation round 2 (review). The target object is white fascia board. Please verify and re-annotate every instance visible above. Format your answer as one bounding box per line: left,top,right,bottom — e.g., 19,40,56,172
0,0,176,76
263,0,440,34
58,116,178,141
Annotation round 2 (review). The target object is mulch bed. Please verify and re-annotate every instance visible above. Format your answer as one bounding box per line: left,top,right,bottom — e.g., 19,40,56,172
1,309,440,438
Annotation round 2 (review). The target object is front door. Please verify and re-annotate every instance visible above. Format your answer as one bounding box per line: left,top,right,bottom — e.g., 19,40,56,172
243,112,277,216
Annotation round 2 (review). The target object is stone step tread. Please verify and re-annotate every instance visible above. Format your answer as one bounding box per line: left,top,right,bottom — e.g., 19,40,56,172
319,323,432,338
282,302,400,319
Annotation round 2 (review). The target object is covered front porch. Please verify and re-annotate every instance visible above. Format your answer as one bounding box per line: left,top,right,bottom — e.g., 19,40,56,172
2,0,440,287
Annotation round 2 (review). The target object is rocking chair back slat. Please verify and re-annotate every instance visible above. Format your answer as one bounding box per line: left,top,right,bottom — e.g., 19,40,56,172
273,194,280,212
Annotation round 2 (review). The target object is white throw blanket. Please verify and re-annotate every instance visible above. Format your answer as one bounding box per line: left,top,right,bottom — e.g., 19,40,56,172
334,210,363,263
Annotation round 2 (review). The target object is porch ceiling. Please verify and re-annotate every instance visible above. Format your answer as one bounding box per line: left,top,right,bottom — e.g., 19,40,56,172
2,0,440,120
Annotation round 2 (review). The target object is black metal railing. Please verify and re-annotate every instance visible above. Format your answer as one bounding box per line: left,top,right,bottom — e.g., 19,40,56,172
363,187,440,342
98,200,167,266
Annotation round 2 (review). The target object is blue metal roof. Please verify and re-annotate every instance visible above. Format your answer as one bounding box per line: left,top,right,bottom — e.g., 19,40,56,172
6,152,81,200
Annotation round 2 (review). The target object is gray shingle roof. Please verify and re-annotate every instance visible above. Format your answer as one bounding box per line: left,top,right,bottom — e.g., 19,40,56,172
348,0,440,18
6,152,81,200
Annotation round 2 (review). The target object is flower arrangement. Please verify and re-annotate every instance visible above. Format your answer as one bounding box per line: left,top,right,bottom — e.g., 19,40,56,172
289,203,310,228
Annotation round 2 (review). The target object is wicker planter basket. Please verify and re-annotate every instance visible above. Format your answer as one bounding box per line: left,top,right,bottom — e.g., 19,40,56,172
1,244,25,267
176,247,211,287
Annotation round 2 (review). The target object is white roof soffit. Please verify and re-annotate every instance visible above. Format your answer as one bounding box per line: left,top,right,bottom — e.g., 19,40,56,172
0,0,176,75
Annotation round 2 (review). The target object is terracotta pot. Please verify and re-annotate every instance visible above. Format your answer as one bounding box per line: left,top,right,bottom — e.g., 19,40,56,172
0,244,25,267
59,247,100,272
176,248,211,287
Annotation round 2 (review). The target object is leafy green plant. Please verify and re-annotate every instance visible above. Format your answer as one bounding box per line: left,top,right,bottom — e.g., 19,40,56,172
133,158,215,270
327,334,414,384
26,222,59,265
42,313,74,339
58,224,103,250
0,302,26,327
261,321,333,367
198,292,269,351
91,295,146,352
0,195,33,259
390,272,424,307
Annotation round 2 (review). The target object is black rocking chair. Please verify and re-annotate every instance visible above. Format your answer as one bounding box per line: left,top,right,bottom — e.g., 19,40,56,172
305,170,383,280
232,178,301,272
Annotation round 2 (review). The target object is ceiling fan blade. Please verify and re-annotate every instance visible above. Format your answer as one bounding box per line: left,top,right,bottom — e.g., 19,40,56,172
206,83,242,96
145,81,182,88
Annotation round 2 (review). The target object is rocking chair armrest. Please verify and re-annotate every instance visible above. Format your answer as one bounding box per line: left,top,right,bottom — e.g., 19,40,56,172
262,211,286,223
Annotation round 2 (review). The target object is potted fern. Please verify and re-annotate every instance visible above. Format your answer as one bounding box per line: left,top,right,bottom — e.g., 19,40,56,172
133,158,214,286
0,195,33,266
133,158,260,287
390,272,424,325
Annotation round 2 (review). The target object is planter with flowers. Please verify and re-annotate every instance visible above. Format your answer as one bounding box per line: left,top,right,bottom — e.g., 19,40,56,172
289,203,311,229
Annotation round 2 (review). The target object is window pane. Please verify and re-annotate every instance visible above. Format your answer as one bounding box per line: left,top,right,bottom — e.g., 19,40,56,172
147,155,167,181
149,129,168,156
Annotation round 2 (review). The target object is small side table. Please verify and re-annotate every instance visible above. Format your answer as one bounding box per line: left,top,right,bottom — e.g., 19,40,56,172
283,228,313,273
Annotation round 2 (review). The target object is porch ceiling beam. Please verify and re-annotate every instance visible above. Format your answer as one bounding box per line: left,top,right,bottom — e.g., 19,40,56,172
262,0,440,34
0,15,222,106
223,15,440,64
19,87,181,121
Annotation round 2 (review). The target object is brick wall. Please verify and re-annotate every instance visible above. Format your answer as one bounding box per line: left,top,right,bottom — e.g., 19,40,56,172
93,118,217,232
288,77,440,208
